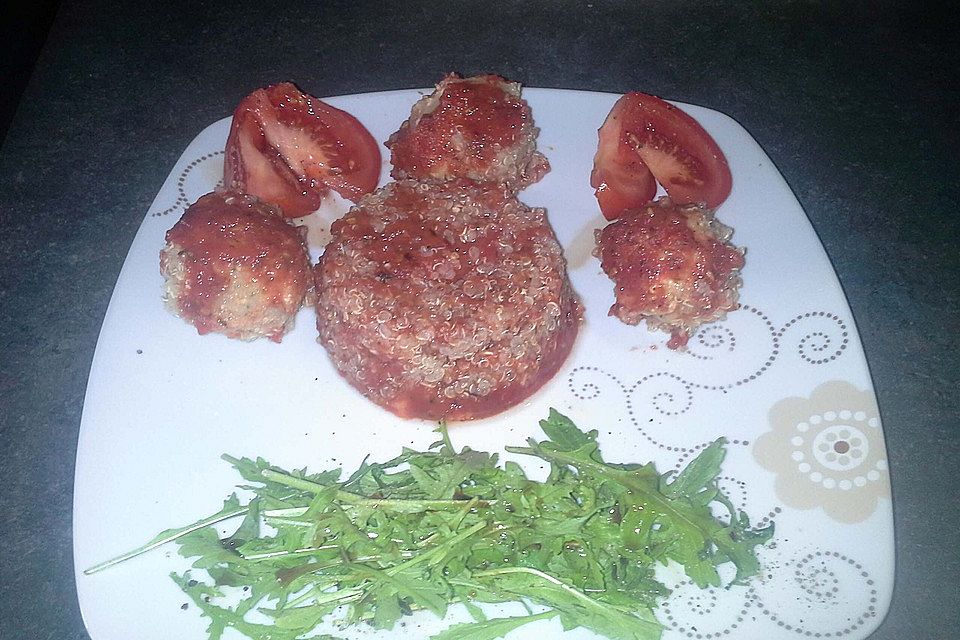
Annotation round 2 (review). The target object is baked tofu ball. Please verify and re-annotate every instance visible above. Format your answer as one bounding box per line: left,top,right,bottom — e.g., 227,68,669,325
315,180,581,420
385,74,549,191
160,191,312,342
594,197,744,349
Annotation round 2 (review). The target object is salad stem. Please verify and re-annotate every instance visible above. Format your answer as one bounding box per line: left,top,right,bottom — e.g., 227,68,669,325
84,504,248,575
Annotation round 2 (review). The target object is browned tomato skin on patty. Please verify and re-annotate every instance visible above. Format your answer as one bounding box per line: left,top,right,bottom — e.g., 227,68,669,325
595,198,744,349
160,191,313,342
386,74,549,191
315,180,580,421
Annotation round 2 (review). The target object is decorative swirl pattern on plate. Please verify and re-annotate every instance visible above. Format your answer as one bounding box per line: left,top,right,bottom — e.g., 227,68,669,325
778,311,849,365
749,550,879,637
681,305,850,388
568,366,740,453
662,581,751,638
660,547,877,639
687,324,737,359
151,151,225,217
568,304,852,453
679,304,778,388
633,372,693,417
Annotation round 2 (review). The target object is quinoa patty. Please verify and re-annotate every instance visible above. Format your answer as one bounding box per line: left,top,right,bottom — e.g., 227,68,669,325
386,74,549,191
160,190,312,342
315,180,580,420
594,197,744,349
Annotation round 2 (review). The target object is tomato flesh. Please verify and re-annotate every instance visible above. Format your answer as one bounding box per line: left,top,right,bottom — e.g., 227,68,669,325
592,92,732,220
591,122,657,221
224,82,381,218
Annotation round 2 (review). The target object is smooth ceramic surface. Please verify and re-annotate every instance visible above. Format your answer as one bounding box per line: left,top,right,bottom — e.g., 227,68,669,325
73,88,893,640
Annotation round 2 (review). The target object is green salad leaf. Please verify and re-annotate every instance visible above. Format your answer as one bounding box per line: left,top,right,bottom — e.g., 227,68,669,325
87,409,772,640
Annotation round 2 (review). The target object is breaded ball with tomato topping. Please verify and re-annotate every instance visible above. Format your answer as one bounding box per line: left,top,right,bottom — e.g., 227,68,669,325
315,180,580,420
594,197,744,350
160,191,313,342
385,74,549,191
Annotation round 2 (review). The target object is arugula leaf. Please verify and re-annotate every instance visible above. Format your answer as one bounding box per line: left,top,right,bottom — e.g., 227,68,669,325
662,439,726,499
430,610,559,640
222,497,260,550
538,408,596,452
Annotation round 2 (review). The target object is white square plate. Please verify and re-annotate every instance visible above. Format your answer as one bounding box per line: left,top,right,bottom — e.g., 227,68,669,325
73,88,893,639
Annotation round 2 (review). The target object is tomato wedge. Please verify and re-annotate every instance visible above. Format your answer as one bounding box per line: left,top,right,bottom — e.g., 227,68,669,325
591,126,657,221
223,82,381,218
592,92,732,220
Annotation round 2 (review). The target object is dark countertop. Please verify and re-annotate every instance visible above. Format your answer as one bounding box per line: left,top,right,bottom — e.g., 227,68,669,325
1,1,957,638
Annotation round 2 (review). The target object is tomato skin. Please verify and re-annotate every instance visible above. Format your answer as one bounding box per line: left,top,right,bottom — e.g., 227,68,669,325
223,82,381,218
592,92,732,220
